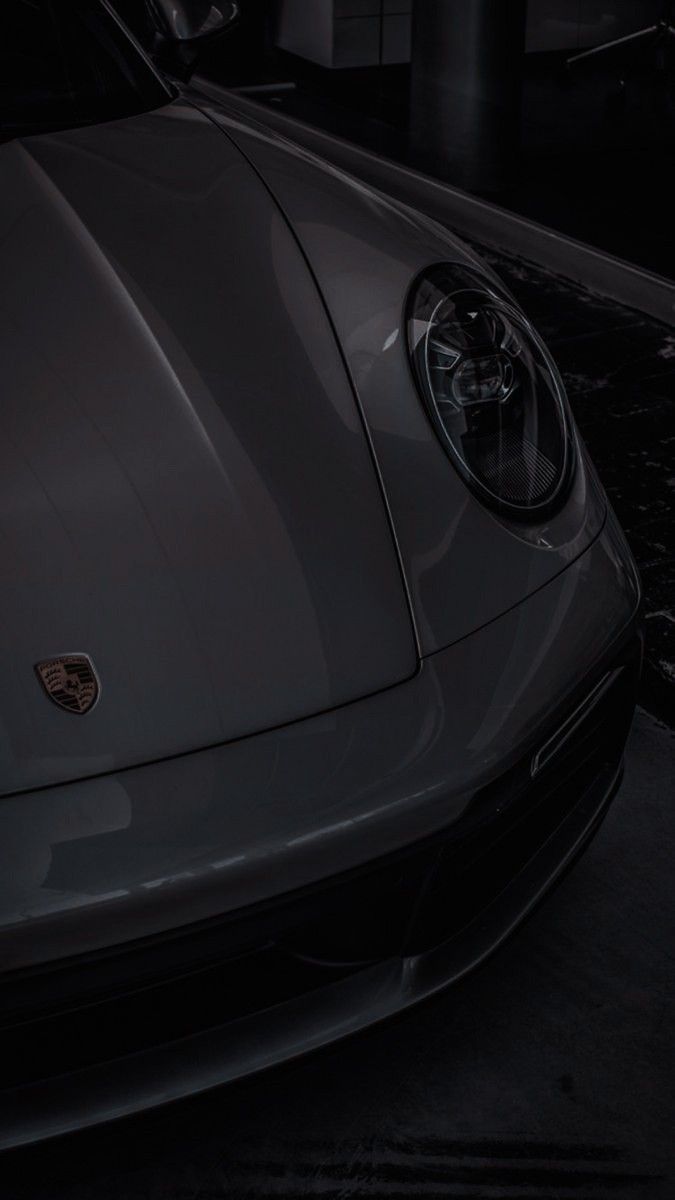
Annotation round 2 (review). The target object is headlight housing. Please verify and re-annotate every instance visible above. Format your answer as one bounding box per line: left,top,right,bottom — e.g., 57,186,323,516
407,264,575,520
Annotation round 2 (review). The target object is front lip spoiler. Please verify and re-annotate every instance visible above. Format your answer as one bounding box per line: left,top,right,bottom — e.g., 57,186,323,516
0,759,623,1153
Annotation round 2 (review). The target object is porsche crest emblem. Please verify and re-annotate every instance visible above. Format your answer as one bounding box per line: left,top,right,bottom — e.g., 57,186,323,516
35,655,100,715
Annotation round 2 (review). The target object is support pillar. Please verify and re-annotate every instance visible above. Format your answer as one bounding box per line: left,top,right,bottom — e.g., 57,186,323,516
410,0,527,193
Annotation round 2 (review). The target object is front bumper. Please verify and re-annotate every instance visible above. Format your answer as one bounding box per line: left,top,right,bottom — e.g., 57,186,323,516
0,512,640,1146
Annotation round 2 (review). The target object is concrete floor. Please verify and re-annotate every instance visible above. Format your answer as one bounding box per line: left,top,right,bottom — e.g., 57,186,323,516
4,708,673,1198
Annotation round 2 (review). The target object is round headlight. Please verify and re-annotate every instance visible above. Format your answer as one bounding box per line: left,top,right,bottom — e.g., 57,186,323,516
407,264,575,519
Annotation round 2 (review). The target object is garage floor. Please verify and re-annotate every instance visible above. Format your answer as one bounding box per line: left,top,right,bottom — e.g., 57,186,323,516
3,259,673,1197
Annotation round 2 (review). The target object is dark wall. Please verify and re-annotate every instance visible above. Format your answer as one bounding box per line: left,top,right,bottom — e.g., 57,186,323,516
526,0,663,52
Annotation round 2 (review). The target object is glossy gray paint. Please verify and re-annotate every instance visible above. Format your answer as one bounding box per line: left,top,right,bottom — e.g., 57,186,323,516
0,104,418,795
0,77,642,1142
0,95,611,794
0,508,639,973
196,93,607,656
0,84,638,960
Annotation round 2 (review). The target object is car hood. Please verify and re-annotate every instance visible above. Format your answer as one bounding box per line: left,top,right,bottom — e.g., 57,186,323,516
0,102,417,795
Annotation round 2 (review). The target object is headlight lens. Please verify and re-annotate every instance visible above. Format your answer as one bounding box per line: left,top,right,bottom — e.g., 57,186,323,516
407,264,575,518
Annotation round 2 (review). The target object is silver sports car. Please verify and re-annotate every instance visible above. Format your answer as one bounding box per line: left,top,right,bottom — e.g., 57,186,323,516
0,0,641,1148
